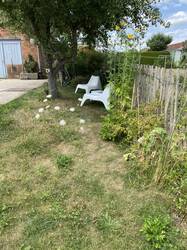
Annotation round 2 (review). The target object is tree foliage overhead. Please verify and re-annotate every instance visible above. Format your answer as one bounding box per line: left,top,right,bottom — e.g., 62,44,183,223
0,0,163,97
147,33,172,51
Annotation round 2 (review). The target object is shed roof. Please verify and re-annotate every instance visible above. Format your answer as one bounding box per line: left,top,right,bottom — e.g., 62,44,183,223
167,42,184,51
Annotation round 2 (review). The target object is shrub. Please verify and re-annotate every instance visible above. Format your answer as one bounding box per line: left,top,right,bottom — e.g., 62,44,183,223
101,102,163,146
141,216,180,249
67,50,108,83
136,127,168,169
70,75,89,87
24,54,39,73
146,33,172,51
56,154,73,170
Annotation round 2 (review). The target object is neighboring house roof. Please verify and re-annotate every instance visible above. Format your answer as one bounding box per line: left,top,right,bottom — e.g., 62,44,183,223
167,42,184,51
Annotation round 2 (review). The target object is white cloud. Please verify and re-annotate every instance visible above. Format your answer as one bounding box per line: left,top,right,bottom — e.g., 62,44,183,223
159,0,171,4
168,11,187,25
166,28,187,43
179,0,187,4
158,0,187,5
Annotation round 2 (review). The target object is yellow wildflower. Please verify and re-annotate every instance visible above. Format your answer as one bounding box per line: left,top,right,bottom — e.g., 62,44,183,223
115,25,121,31
135,28,141,33
127,34,134,40
120,21,127,28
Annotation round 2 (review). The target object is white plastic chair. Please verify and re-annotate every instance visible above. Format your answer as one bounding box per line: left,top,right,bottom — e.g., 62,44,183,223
75,75,102,94
80,85,111,110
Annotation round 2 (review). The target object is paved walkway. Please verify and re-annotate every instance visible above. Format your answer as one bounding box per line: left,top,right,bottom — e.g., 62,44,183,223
0,79,47,104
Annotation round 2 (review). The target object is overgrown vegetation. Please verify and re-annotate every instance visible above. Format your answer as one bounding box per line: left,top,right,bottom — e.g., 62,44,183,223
24,54,38,73
101,102,163,145
101,52,187,248
125,126,187,215
141,215,180,249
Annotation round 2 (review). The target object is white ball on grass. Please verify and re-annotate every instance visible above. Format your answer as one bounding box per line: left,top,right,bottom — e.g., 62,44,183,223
59,119,66,126
43,99,48,103
38,108,44,113
80,126,84,133
70,107,75,112
54,106,60,111
46,94,52,99
80,119,85,124
35,114,40,120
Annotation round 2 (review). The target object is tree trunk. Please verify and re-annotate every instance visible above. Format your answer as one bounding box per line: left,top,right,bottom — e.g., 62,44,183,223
47,56,58,98
48,68,58,98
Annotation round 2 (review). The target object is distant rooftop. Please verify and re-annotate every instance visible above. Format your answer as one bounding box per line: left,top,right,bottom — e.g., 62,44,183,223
167,41,185,51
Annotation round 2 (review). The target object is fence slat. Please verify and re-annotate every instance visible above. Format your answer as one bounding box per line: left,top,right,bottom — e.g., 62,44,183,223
132,65,187,133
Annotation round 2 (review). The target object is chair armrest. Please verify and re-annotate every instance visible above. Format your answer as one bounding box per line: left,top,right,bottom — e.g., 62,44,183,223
90,89,103,93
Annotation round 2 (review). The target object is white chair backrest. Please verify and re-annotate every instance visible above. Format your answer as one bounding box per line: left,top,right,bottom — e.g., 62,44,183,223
88,75,100,87
103,85,111,99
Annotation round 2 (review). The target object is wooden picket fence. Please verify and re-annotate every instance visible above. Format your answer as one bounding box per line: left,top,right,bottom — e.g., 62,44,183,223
132,65,187,133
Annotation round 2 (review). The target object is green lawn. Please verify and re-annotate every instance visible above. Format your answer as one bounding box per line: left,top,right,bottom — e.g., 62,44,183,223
0,84,186,250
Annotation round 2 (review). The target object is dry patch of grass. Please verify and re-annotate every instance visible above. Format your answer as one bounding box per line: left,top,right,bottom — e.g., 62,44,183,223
0,85,186,250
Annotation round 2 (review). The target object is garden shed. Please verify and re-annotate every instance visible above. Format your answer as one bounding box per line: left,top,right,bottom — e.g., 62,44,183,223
167,41,186,64
0,28,43,79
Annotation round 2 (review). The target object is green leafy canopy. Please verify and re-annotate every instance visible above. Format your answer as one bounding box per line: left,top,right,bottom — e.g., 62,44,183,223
147,33,173,51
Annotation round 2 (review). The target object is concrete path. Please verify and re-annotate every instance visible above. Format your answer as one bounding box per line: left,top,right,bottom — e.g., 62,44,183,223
0,79,47,104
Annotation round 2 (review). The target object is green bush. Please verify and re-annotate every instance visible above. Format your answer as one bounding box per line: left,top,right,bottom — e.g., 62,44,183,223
141,216,180,249
101,103,163,146
24,54,39,73
136,127,168,169
70,75,89,86
147,33,172,51
67,50,107,83
56,154,73,170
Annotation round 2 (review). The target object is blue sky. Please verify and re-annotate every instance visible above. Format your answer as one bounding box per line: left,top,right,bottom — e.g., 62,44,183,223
105,0,187,51
144,0,187,46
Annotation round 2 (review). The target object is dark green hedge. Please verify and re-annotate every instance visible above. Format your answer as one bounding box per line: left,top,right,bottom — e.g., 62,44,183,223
68,50,107,77
140,51,171,66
